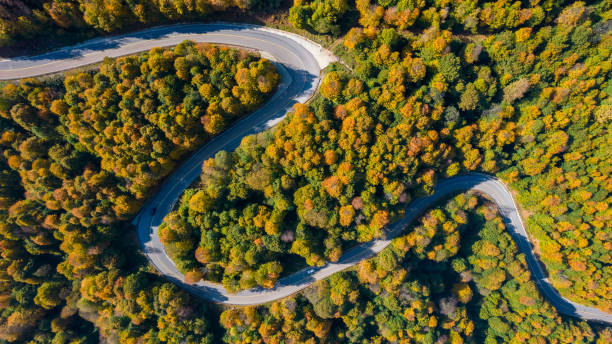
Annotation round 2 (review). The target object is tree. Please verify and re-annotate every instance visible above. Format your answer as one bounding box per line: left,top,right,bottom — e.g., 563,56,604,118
503,78,530,103
458,83,480,111
438,54,461,82
34,282,68,310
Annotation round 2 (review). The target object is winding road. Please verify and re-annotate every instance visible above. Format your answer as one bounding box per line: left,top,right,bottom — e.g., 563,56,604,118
1,23,610,324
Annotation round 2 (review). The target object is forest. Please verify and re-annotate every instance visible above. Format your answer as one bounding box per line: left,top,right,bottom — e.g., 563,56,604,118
0,0,281,47
220,194,612,343
0,0,610,343
0,42,277,342
162,0,611,315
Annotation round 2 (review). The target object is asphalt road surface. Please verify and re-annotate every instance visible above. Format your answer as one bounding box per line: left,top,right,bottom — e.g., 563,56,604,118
2,24,609,324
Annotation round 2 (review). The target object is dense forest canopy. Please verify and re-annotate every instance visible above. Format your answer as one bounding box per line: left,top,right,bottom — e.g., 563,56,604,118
220,194,612,343
0,0,610,343
162,1,611,316
0,42,277,343
289,0,578,36
0,0,281,46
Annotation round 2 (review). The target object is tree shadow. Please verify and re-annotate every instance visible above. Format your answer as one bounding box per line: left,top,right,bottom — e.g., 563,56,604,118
0,23,315,72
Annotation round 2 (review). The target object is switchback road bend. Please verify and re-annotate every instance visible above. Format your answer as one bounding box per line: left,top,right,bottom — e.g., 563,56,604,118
2,23,609,324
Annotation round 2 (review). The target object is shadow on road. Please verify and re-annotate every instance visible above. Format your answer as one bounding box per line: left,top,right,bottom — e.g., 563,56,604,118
4,24,277,64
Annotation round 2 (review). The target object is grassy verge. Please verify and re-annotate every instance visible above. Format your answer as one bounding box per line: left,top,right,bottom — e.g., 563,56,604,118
263,14,356,70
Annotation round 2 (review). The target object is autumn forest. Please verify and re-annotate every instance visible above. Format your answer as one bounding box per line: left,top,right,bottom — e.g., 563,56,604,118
0,0,611,343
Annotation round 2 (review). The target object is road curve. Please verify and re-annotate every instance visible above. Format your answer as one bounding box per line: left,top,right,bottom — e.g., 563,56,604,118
2,24,609,324
0,23,335,80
